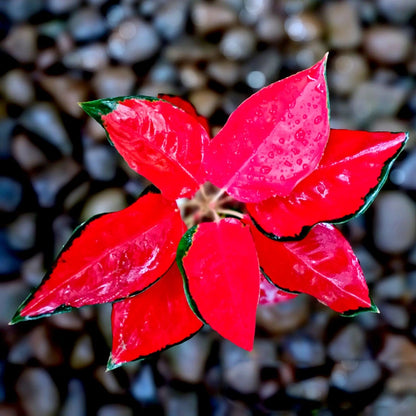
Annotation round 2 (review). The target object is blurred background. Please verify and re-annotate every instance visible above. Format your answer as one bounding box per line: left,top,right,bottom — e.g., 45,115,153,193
1,0,416,415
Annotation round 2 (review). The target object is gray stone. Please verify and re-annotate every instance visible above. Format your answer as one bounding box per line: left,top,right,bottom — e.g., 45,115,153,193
328,324,367,362
390,149,416,190
377,0,416,23
353,246,383,283
374,192,416,253
375,275,406,301
179,65,207,90
189,89,221,118
378,334,416,371
63,43,109,72
207,60,240,87
47,0,82,14
283,334,326,368
224,359,260,393
12,134,48,171
155,0,189,41
81,189,127,221
108,18,160,64
165,37,218,62
364,26,411,65
192,2,237,35
131,365,157,403
0,69,34,106
92,66,136,100
380,303,409,329
68,7,107,41
287,377,329,402
2,24,37,63
70,335,95,369
220,27,256,61
16,368,60,416
106,4,134,28
370,394,416,416
328,53,369,95
243,49,282,89
165,391,198,416
3,0,43,21
285,13,323,42
20,103,72,156
84,145,118,181
256,15,285,43
60,379,87,416
324,1,362,49
0,280,29,325
6,213,36,251
0,177,22,212
0,119,14,159
331,360,382,392
350,82,408,125
21,253,44,286
148,60,178,84
97,404,133,416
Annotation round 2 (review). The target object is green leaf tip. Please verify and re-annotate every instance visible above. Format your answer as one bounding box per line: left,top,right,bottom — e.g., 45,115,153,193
340,297,379,318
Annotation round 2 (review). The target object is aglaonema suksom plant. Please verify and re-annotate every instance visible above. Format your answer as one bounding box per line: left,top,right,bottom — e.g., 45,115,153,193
11,54,408,370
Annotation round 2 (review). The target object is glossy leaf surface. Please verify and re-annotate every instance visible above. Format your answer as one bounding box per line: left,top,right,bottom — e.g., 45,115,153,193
248,130,408,240
205,54,329,203
109,263,203,369
177,218,260,350
259,272,297,306
158,94,210,134
81,96,209,200
12,192,185,322
251,222,373,313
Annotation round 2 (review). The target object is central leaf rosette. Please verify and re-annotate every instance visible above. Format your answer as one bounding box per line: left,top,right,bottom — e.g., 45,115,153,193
11,55,408,370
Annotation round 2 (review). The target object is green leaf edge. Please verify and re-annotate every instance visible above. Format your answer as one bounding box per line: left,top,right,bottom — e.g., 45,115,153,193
260,267,301,295
10,186,162,325
340,296,379,317
175,225,208,325
79,95,162,145
251,132,408,242
106,323,203,371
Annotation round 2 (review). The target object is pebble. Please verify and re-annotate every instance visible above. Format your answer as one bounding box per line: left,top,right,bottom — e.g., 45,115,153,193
224,359,260,393
284,13,322,43
353,246,383,283
97,404,133,416
84,145,118,181
0,119,14,159
386,369,416,394
331,360,382,393
374,274,406,301
20,253,44,286
15,368,60,416
323,2,362,49
286,376,329,402
60,379,87,416
378,334,416,372
370,394,416,416
68,7,107,42
0,69,34,106
256,295,308,335
179,65,207,90
0,176,22,212
256,15,285,43
0,280,29,325
350,82,408,125
47,0,82,14
390,149,416,190
94,367,124,394
377,0,416,23
108,18,160,64
364,26,412,65
3,0,43,22
6,213,36,251
131,365,157,403
373,192,416,254
328,53,369,96
380,303,409,330
165,390,198,416
63,43,109,72
189,89,221,118
207,60,240,87
154,0,189,41
148,60,178,84
164,332,211,384
70,334,95,369
92,66,136,98
328,324,367,362
243,49,282,89
81,188,127,221
165,37,219,62
32,158,81,207
2,24,37,63
282,334,326,368
191,2,237,35
39,75,88,117
12,134,48,171
220,27,256,61
20,103,72,156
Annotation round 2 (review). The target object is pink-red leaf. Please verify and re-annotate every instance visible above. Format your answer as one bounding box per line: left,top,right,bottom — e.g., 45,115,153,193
251,222,374,314
205,54,329,203
109,263,203,369
81,96,210,200
259,272,297,306
158,94,210,135
12,192,185,323
248,129,408,240
177,218,260,350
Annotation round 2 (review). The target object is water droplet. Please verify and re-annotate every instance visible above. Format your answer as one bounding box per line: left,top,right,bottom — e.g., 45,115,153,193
296,158,302,165
302,114,307,119
302,164,308,170
295,119,300,125
260,166,271,174
312,104,317,109
287,112,293,119
291,148,300,155
268,151,275,159
295,129,305,141
279,138,285,144
314,133,323,142
284,160,292,167
277,148,283,154
280,175,285,181
314,116,322,124
288,101,295,109
301,139,308,146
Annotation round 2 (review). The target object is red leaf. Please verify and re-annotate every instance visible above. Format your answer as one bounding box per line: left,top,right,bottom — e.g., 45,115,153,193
97,97,209,200
177,218,260,350
158,94,210,135
12,192,185,322
109,263,203,369
251,222,373,313
248,129,408,239
259,272,297,306
205,54,329,203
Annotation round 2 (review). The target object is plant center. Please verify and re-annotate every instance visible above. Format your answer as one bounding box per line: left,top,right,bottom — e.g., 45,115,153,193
180,182,245,228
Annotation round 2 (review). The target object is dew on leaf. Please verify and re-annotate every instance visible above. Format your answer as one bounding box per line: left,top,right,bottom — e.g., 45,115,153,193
279,138,285,144
314,116,322,124
284,160,292,167
260,166,271,174
295,129,305,141
296,159,302,165
268,151,275,159
291,148,300,155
